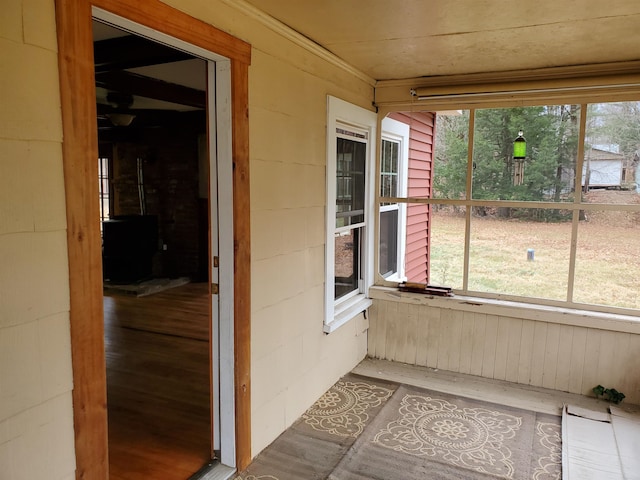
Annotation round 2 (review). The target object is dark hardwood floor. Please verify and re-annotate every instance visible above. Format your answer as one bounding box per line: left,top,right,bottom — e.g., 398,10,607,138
104,283,212,480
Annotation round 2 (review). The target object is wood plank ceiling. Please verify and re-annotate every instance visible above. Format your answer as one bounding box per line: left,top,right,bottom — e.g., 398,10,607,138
241,0,640,81
92,21,206,129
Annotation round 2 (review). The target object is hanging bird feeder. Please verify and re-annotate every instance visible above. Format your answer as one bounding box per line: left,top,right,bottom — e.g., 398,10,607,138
513,130,527,159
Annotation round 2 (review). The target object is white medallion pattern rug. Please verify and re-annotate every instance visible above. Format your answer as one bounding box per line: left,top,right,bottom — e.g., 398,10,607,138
234,377,561,480
373,393,522,477
532,422,562,480
328,384,562,480
234,374,397,480
302,379,395,437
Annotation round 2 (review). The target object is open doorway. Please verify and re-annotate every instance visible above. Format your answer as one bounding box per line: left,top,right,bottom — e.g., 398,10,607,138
92,14,233,479
56,2,251,476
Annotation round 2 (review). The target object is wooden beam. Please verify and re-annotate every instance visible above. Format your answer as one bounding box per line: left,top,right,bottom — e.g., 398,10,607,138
232,59,251,471
54,0,109,478
96,105,206,130
95,70,206,108
96,111,206,143
94,34,193,72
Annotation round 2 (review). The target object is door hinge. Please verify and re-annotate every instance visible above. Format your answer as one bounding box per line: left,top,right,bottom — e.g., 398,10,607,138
211,283,219,295
213,256,219,268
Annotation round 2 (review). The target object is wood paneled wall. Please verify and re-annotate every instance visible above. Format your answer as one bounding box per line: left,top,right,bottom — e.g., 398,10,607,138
368,292,640,404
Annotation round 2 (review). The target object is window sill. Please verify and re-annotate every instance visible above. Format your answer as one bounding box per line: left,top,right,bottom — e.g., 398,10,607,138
382,273,406,283
324,294,372,334
369,286,640,335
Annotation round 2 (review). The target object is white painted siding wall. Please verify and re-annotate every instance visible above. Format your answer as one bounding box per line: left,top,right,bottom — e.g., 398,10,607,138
368,288,640,404
0,1,76,479
167,0,374,455
3,0,373,476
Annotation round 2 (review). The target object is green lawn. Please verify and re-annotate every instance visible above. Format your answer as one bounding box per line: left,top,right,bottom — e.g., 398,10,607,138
428,210,640,310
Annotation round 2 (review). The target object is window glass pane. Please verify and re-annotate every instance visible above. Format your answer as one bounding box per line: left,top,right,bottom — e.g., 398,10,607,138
381,140,391,175
380,138,399,202
98,156,110,230
584,102,640,198
472,105,581,202
433,111,469,200
335,228,361,300
336,137,366,228
468,208,571,300
574,209,640,309
379,208,398,277
427,206,465,289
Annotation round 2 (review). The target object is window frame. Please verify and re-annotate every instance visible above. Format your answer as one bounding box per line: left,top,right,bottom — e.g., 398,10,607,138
374,100,640,318
334,133,366,304
378,117,410,282
325,96,377,333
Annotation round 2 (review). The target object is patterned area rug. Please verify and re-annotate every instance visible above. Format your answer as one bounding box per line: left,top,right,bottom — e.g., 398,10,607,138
234,378,561,480
329,384,561,480
234,374,397,480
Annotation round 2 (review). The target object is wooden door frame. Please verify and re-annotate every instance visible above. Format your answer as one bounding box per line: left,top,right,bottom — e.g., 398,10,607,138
54,1,251,477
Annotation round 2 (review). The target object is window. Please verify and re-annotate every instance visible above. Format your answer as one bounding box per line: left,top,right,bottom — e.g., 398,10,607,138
325,96,376,332
379,117,409,281
379,138,399,278
335,135,366,300
98,155,112,230
379,101,640,314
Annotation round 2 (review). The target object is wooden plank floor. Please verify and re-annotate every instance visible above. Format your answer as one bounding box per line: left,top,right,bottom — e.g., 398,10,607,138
353,357,640,416
104,283,212,480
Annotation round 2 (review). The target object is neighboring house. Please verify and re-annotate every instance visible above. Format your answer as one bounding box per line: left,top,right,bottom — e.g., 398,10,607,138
582,147,628,189
2,1,640,480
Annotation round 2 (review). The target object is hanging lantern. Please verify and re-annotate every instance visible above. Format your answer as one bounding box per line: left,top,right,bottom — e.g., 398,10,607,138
513,130,526,159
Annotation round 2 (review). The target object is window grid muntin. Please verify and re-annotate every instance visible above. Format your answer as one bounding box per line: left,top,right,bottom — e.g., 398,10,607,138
379,101,640,315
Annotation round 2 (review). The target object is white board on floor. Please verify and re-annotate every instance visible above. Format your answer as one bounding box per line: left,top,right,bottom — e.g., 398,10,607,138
611,406,640,480
562,405,623,480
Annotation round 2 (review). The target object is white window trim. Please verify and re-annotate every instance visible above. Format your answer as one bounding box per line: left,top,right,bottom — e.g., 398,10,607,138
325,96,377,333
378,117,410,282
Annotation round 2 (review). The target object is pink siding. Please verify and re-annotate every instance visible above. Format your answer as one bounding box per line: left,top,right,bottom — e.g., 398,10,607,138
408,150,431,161
388,111,435,284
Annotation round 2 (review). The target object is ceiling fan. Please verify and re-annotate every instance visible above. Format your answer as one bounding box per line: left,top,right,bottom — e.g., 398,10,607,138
103,91,136,127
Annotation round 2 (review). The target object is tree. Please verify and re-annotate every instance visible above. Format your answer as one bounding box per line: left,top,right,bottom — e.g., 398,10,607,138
434,104,580,219
591,102,640,158
433,112,469,200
